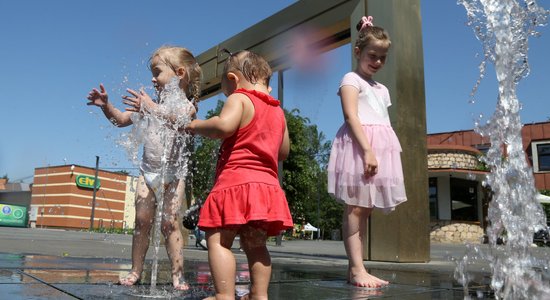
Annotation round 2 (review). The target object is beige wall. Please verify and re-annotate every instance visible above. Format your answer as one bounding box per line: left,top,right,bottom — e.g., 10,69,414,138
123,176,137,229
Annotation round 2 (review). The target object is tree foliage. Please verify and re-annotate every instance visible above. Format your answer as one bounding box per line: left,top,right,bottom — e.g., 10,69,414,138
282,108,342,238
190,100,223,201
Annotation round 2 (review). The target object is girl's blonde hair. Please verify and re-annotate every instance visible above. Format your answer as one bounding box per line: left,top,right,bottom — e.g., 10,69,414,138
150,46,202,102
355,17,391,51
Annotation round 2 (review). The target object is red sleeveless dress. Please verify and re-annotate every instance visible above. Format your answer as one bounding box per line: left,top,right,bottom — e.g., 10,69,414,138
198,89,293,236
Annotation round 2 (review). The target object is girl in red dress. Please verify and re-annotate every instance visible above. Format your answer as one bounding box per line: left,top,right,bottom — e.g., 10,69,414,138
186,49,293,300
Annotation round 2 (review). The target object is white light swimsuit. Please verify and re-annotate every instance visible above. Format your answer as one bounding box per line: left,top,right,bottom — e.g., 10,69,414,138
133,83,194,193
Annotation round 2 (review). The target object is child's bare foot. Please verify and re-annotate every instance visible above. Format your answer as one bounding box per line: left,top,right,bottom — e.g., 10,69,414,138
173,274,190,291
237,294,250,300
119,271,141,286
348,268,388,289
174,282,190,291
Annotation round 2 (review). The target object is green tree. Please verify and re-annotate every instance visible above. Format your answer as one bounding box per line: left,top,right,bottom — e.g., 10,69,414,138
190,100,223,201
282,109,342,237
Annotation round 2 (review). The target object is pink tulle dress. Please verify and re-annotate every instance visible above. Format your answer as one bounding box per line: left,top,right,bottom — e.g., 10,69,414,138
327,72,407,213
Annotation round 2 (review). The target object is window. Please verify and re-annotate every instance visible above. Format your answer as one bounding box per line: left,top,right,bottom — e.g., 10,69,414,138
474,143,491,155
429,177,438,220
532,141,550,172
450,178,478,222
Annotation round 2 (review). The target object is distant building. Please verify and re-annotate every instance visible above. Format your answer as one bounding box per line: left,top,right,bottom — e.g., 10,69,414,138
0,180,32,227
30,165,137,230
427,120,550,225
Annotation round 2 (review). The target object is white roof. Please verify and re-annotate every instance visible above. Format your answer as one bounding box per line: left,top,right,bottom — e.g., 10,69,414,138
303,223,318,231
537,193,550,204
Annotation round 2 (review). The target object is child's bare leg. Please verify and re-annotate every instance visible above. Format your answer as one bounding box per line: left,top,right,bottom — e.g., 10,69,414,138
204,228,238,300
240,224,270,300
342,205,388,288
121,176,155,285
161,179,188,290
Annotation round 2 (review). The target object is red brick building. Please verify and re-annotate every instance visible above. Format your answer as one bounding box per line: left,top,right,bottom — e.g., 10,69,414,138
30,165,136,229
427,121,550,226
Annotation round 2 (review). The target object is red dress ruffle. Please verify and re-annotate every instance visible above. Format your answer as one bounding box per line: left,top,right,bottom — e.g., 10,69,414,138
199,182,293,236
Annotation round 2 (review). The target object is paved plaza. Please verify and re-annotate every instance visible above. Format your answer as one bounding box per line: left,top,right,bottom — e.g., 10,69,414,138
0,227,505,299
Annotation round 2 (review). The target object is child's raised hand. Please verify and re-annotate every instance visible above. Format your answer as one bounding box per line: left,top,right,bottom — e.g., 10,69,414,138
87,84,109,108
123,88,153,113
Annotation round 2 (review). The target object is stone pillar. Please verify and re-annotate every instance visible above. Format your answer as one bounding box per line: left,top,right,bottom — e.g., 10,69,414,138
352,0,430,262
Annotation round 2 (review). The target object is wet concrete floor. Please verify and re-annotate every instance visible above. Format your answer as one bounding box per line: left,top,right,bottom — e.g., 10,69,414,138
0,228,495,299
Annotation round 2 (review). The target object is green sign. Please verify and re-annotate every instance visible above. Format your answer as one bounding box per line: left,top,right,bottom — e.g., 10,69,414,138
75,175,101,189
0,204,27,227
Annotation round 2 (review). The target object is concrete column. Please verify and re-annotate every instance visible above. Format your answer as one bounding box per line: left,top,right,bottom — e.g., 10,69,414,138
352,0,430,262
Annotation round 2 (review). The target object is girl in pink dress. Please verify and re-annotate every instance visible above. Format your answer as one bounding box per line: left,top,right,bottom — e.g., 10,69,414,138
186,49,293,300
327,16,407,288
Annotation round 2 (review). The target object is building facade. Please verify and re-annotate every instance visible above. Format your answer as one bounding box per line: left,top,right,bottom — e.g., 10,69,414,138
426,121,550,243
30,165,136,230
0,180,32,227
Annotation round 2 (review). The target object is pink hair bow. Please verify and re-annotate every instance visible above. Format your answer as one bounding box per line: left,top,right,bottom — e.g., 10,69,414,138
360,16,374,31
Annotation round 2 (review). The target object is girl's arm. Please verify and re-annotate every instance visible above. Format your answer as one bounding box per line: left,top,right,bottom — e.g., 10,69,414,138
87,84,133,127
186,93,245,139
124,88,196,127
278,120,290,161
340,85,378,176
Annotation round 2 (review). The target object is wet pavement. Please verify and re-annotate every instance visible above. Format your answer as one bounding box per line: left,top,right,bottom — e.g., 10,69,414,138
0,227,500,299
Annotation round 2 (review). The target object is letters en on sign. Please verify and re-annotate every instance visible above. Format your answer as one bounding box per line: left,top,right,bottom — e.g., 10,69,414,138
75,175,101,189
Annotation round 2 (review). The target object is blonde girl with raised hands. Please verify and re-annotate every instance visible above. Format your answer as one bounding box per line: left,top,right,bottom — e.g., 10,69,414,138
327,16,407,289
86,46,201,290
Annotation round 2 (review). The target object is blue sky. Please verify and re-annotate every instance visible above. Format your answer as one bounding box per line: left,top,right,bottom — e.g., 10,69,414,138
1,0,549,182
